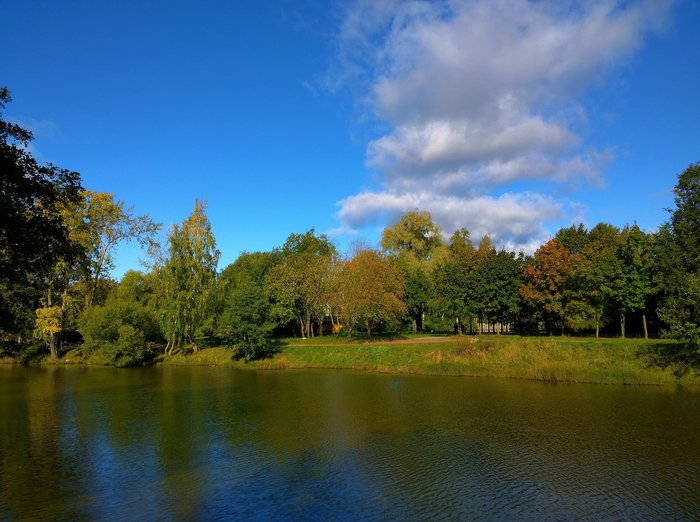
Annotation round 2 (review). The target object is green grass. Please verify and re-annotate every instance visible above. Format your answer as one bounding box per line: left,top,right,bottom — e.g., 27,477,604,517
245,335,699,386
9,335,699,386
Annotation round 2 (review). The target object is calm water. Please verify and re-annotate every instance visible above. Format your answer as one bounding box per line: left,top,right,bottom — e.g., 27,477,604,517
1,366,699,520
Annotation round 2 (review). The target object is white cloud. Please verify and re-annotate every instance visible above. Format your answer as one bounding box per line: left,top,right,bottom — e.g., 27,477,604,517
337,190,563,250
331,0,673,250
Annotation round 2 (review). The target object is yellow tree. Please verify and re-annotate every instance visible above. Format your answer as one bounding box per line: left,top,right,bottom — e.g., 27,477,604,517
34,306,62,358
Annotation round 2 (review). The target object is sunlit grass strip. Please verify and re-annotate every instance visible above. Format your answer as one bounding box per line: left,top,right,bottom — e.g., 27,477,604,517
29,335,698,386
250,336,698,386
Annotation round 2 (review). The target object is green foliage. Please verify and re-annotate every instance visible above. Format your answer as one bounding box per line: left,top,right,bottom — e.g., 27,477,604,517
616,225,654,314
158,201,220,353
381,212,443,331
423,314,456,334
77,271,158,367
670,162,700,273
0,87,84,337
658,164,700,356
380,210,443,261
111,324,153,367
265,230,336,338
477,250,525,327
432,229,478,332
220,252,278,361
555,223,590,254
62,190,160,308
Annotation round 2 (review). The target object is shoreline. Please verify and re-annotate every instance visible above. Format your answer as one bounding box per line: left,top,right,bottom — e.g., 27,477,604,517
3,335,698,388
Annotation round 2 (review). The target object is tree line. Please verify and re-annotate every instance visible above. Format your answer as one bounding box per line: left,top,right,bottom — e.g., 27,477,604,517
2,88,699,365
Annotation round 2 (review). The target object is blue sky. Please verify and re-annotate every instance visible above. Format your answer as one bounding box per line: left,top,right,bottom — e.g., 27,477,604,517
2,0,698,276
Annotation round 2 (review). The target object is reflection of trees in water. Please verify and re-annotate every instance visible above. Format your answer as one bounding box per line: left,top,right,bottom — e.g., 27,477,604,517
1,368,699,519
0,368,65,516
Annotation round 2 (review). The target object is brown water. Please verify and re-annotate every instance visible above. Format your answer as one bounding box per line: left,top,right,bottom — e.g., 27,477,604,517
1,366,698,520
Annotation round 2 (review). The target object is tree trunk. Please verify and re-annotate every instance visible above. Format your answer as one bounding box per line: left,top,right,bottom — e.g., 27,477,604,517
595,311,599,339
642,313,648,340
412,318,417,334
48,335,57,359
620,312,626,339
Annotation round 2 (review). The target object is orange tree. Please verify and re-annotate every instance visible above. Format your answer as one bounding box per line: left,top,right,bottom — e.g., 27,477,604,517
332,249,406,339
520,239,588,335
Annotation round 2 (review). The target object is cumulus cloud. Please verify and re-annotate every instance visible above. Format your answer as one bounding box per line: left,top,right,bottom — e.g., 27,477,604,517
332,0,672,250
338,190,563,247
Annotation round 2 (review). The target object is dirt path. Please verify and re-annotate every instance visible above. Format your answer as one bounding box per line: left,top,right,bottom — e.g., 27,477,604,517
290,336,462,347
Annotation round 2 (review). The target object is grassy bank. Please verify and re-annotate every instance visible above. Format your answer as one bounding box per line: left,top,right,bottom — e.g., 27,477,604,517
157,335,699,386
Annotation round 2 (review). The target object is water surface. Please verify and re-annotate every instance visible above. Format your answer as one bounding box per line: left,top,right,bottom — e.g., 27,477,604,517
1,366,698,520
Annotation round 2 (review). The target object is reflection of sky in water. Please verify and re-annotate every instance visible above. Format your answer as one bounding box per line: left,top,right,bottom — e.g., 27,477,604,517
1,367,699,520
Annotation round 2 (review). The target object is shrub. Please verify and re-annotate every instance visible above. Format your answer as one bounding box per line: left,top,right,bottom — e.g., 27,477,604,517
111,324,153,367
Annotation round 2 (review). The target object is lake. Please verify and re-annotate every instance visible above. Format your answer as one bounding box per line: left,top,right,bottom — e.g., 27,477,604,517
1,366,698,520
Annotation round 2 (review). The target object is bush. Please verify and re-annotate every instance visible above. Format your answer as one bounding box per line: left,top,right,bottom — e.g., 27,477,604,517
110,324,153,367
423,315,455,334
227,328,277,363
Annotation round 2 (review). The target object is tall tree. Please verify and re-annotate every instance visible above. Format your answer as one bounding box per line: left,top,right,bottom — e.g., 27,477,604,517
657,163,700,353
265,230,336,338
670,162,700,273
220,252,277,361
520,239,587,335
614,225,654,338
432,229,478,334
332,249,406,339
0,88,83,338
477,250,525,333
380,211,444,261
159,201,220,354
555,224,590,254
583,223,622,337
381,211,443,332
63,190,160,308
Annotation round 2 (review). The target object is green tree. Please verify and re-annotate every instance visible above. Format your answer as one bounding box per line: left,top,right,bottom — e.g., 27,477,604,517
555,224,590,254
380,210,444,260
432,228,478,334
670,162,700,273
77,270,160,366
657,163,700,355
614,225,654,338
63,190,160,308
0,88,83,339
266,230,336,338
381,211,443,331
220,252,278,361
583,223,622,337
477,250,524,333
159,201,220,354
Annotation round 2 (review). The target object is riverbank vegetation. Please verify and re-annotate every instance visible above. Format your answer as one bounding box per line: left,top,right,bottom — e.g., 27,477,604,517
1,87,699,381
30,336,697,387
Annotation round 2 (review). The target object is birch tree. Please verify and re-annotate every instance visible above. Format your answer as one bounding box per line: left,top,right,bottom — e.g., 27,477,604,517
159,201,220,354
